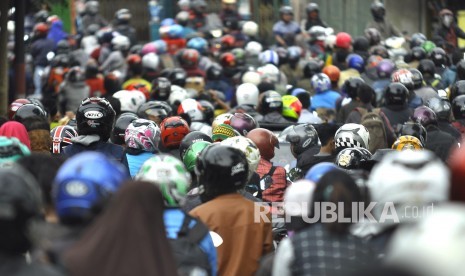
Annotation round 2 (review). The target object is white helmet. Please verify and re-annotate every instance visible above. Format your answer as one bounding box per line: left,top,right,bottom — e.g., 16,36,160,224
324,34,337,49
168,85,189,106
284,180,316,217
111,35,130,51
176,11,189,22
257,64,280,84
386,204,465,276
177,99,204,122
368,150,449,220
242,21,259,37
241,71,261,85
220,136,261,181
142,53,159,70
334,123,370,151
258,49,279,66
212,113,233,129
308,26,327,41
113,90,146,113
245,41,263,56
236,83,259,106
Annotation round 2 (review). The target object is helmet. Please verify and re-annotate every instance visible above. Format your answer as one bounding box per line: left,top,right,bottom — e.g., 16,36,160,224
334,123,370,152
353,36,370,53
342,77,365,98
410,33,427,48
411,106,438,127
306,3,319,13
384,83,409,106
199,100,215,124
161,17,175,26
66,66,85,83
282,95,303,121
167,24,183,39
411,46,426,61
168,85,189,106
151,77,171,101
368,150,448,219
50,125,78,154
56,40,71,55
311,73,331,93
187,37,208,54
285,124,319,156
242,21,258,37
205,63,223,81
176,10,189,24
113,90,146,113
452,95,465,120
409,68,424,89
324,34,337,49
399,122,427,146
115,8,131,22
426,97,452,121
258,50,279,66
8,98,31,120
34,22,49,35
391,69,414,90
229,112,258,136
111,35,130,51
368,45,389,59
212,113,233,129
13,103,47,123
129,44,143,55
450,80,465,101
177,99,204,122
457,60,465,81
137,100,172,124
241,71,261,85
180,49,200,68
430,47,447,67
212,123,238,142
231,48,246,66
304,162,339,183
110,112,138,145
346,54,365,73
246,128,279,160
185,76,205,93
257,64,280,83
245,41,263,56
220,52,236,68
322,65,340,82
335,147,372,170
160,116,190,148
376,59,395,79
152,39,168,54
364,28,381,46
236,83,259,106
124,118,161,152
196,144,249,201
370,2,385,19
76,97,116,140
53,152,128,223
182,141,211,172
220,35,236,50
179,131,213,159
335,32,352,49
422,40,436,54
220,136,260,180
0,137,30,165
392,135,423,151
308,26,327,41
279,5,294,16
287,46,302,63
141,53,159,70
418,59,436,78
275,47,288,65
259,90,283,114
136,154,191,207
85,1,99,15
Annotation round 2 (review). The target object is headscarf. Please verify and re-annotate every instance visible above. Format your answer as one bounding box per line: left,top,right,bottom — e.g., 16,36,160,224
64,181,178,276
0,121,31,149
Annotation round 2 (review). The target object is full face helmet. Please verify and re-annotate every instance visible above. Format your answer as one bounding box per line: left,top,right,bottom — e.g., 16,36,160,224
281,95,303,122
76,97,116,141
285,124,320,156
160,116,190,149
335,147,372,170
229,112,258,136
124,118,161,152
50,125,78,154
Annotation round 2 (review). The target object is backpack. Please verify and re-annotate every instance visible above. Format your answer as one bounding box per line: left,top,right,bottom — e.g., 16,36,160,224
356,107,388,153
169,215,211,275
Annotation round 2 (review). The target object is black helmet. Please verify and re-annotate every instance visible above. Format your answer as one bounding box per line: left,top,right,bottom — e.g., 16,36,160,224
196,144,249,202
410,33,427,48
342,77,365,99
384,83,408,106
426,97,451,121
452,95,465,120
285,124,319,156
418,59,436,78
66,66,85,83
456,60,465,81
50,125,78,154
110,112,138,145
409,68,424,89
51,54,70,68
399,122,427,146
206,63,223,81
56,40,71,55
369,45,389,58
168,68,187,87
259,90,283,114
151,77,171,101
411,46,426,61
335,147,372,170
179,131,213,159
411,106,438,127
279,6,294,16
450,80,465,101
76,97,116,141
137,101,173,124
370,2,385,20
364,28,381,46
306,3,319,13
303,61,321,78
429,47,448,67
13,103,47,123
0,164,42,254
199,100,215,124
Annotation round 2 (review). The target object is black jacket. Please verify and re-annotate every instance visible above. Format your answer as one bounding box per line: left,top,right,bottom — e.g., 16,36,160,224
381,105,412,132
425,125,458,162
297,146,333,175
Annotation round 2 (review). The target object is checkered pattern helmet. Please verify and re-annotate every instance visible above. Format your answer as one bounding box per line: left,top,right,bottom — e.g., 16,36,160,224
334,123,370,152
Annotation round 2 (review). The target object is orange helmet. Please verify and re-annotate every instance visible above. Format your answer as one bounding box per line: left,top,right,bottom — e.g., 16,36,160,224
392,135,423,151
220,52,236,68
221,34,236,50
322,65,341,82
126,54,142,65
34,23,49,34
160,116,190,149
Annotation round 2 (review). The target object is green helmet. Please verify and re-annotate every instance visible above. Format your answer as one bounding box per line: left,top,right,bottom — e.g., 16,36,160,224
421,40,436,54
182,141,211,172
136,154,191,207
0,137,30,166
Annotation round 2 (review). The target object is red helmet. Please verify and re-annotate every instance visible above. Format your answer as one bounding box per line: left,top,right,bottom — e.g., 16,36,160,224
391,68,414,90
181,49,200,68
8,99,32,120
126,83,150,100
220,52,236,68
126,54,142,65
34,23,49,35
322,65,341,82
335,32,352,49
160,116,190,148
246,128,279,160
221,34,236,50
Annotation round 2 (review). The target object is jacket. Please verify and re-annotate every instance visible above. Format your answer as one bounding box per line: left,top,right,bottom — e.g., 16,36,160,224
30,37,56,67
190,193,273,276
381,105,412,131
425,125,458,162
63,139,125,163
366,19,401,39
257,158,290,203
122,150,155,177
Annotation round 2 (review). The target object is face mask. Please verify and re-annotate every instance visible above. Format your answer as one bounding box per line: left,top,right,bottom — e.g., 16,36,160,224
443,15,453,27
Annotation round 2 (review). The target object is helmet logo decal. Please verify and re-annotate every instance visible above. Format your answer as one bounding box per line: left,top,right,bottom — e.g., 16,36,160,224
302,138,314,148
84,111,103,119
231,162,245,176
338,153,352,167
65,181,89,197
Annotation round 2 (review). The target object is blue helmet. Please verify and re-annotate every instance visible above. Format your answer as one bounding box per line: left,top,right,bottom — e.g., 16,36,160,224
305,162,339,183
53,152,129,223
259,50,279,66
168,24,184,39
187,37,208,54
346,54,365,73
310,73,331,93
153,39,168,54
161,18,175,26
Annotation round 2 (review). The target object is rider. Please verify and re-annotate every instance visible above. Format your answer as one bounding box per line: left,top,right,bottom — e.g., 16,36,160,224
366,1,401,39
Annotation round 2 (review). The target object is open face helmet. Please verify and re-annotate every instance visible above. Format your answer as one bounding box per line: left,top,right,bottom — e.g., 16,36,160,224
392,135,424,151
334,123,370,152
220,136,260,181
335,147,372,170
399,122,427,146
50,125,78,154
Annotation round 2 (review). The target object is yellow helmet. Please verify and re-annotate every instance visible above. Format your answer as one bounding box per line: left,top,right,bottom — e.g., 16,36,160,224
392,135,423,151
